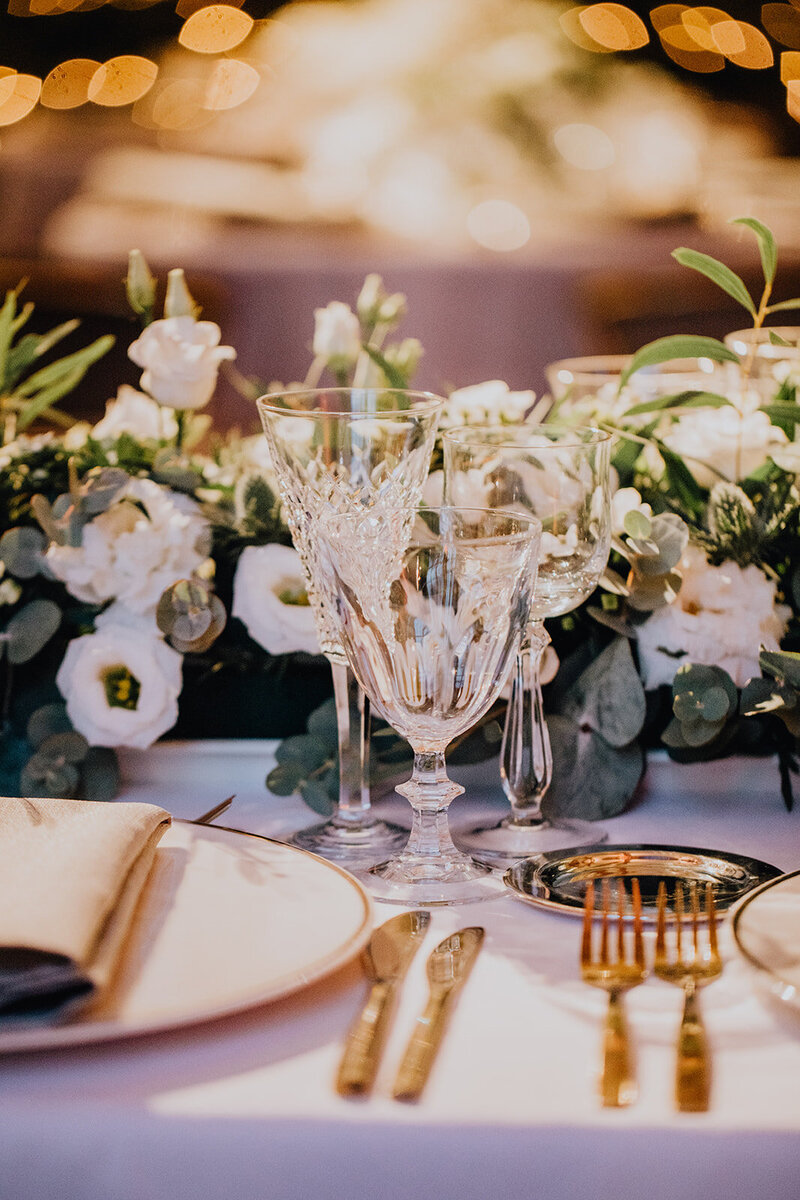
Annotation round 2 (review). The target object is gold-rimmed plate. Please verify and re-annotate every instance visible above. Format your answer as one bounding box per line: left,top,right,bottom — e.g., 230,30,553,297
504,843,781,922
0,822,372,1053
732,869,800,1021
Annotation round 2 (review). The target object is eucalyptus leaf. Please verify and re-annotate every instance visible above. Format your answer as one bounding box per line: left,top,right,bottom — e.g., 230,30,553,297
0,526,46,579
732,217,777,286
274,733,333,773
618,335,739,391
81,468,130,514
6,599,61,664
299,778,337,816
561,636,646,748
266,760,305,796
306,698,339,748
543,715,644,821
37,731,89,764
27,702,72,748
79,747,120,802
623,509,651,539
671,248,756,316
20,753,80,798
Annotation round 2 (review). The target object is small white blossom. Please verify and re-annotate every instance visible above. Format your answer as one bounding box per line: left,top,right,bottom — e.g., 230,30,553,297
636,544,791,688
45,477,210,616
232,544,320,656
128,316,236,411
312,302,362,366
92,385,178,442
0,577,22,606
611,487,652,536
56,605,182,749
443,380,536,427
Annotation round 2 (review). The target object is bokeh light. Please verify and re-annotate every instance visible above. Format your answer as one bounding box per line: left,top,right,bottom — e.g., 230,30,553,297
0,74,41,125
204,59,261,110
466,199,531,251
179,6,254,54
41,59,100,109
554,122,616,168
762,3,800,49
579,4,649,50
88,56,158,107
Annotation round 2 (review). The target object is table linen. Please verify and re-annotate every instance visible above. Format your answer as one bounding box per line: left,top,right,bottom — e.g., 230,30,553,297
1,744,798,1200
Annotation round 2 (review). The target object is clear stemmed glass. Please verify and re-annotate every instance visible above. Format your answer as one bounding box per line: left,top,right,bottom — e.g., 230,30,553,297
442,424,612,865
314,505,541,905
257,387,444,864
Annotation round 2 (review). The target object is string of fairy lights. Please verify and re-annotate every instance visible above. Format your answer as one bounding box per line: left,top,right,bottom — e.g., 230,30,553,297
1,3,800,128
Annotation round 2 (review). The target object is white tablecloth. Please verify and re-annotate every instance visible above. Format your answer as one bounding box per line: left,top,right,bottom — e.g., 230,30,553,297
2,743,799,1200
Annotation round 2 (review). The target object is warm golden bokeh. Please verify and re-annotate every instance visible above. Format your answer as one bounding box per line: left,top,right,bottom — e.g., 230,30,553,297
559,7,615,52
650,5,689,34
204,59,261,111
87,56,158,106
762,3,800,48
578,4,649,51
717,20,774,66
179,5,254,54
781,48,800,77
0,74,42,125
41,59,100,109
150,79,213,130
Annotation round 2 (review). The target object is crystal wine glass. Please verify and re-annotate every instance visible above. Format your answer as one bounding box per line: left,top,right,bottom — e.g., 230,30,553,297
442,424,612,865
257,387,443,864
314,505,541,905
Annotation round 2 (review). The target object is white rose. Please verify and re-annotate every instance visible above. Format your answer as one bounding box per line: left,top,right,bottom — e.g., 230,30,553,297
92,385,178,442
232,544,320,656
661,407,787,484
46,477,210,616
128,317,236,411
312,302,361,364
443,380,536,427
56,605,182,749
636,544,791,688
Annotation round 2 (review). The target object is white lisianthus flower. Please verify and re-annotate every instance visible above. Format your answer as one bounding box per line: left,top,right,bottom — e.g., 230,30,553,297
92,385,178,442
56,605,182,749
312,301,362,366
128,317,236,411
232,544,320,656
45,477,210,616
443,380,536,427
611,487,652,535
636,544,791,688
661,406,787,485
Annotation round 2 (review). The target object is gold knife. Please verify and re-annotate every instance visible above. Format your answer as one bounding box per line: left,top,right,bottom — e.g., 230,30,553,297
392,926,485,1102
336,910,431,1096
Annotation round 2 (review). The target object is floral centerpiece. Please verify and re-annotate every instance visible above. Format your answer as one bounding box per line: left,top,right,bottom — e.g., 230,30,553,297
0,222,798,817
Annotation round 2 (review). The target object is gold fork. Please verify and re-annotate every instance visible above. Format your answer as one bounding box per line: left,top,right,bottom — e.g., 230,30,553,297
654,880,723,1113
580,877,646,1108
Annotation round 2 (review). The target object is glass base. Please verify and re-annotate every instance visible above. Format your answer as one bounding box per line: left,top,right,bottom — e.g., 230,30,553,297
359,850,506,906
290,817,409,865
454,815,607,869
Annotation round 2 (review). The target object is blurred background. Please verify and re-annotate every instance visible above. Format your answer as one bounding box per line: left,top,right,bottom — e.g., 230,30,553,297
2,0,800,428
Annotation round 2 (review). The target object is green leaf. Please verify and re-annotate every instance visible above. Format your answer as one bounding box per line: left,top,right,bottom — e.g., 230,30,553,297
266,760,305,796
79,747,120,801
732,217,777,286
764,298,800,315
654,443,706,519
623,509,651,540
671,248,756,316
620,390,732,418
274,733,332,773
543,716,644,821
562,636,646,748
769,330,793,348
27,703,73,748
0,525,46,579
13,335,115,398
619,335,739,391
0,288,19,392
38,731,89,764
3,320,81,392
299,777,336,816
740,677,797,718
362,344,408,390
15,365,87,431
5,599,61,664
760,648,800,690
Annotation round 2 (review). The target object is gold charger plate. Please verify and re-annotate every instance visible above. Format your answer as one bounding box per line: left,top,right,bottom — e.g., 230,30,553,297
504,843,781,922
0,822,373,1053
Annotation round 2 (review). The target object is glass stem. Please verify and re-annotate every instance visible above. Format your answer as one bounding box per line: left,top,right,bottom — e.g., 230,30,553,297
329,658,373,829
500,620,553,826
396,750,464,861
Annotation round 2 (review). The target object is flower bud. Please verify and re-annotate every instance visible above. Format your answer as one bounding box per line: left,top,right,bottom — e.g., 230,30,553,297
126,250,157,322
164,269,200,320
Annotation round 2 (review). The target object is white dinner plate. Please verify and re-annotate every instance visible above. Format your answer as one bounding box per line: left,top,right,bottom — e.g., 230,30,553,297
0,822,372,1053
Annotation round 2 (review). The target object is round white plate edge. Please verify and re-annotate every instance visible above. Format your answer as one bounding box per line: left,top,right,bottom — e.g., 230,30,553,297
0,824,374,1053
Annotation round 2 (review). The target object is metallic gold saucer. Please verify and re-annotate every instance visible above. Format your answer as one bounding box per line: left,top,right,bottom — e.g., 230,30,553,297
504,843,782,922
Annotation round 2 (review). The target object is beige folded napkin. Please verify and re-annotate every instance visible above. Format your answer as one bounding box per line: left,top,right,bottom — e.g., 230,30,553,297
0,796,171,1023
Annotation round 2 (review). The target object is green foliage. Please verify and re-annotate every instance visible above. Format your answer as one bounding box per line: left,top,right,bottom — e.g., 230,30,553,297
0,526,46,579
618,335,739,391
662,664,738,750
156,578,227,653
4,599,61,664
671,248,756,317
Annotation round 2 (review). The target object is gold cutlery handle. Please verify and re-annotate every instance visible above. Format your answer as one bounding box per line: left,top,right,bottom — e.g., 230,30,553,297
392,991,452,1102
336,980,396,1096
675,983,710,1113
601,990,636,1108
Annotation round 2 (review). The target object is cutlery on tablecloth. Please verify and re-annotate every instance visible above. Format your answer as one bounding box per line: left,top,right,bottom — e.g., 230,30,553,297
190,797,236,826
580,878,647,1108
654,880,722,1113
392,926,484,1102
336,910,431,1097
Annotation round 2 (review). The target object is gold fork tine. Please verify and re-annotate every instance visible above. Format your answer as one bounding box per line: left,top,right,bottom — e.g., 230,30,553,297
600,879,610,965
581,881,594,964
632,879,644,970
652,878,724,1112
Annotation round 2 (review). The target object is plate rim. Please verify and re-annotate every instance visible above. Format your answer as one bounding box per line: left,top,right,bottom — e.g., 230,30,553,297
731,866,800,977
0,823,373,1054
503,841,783,921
